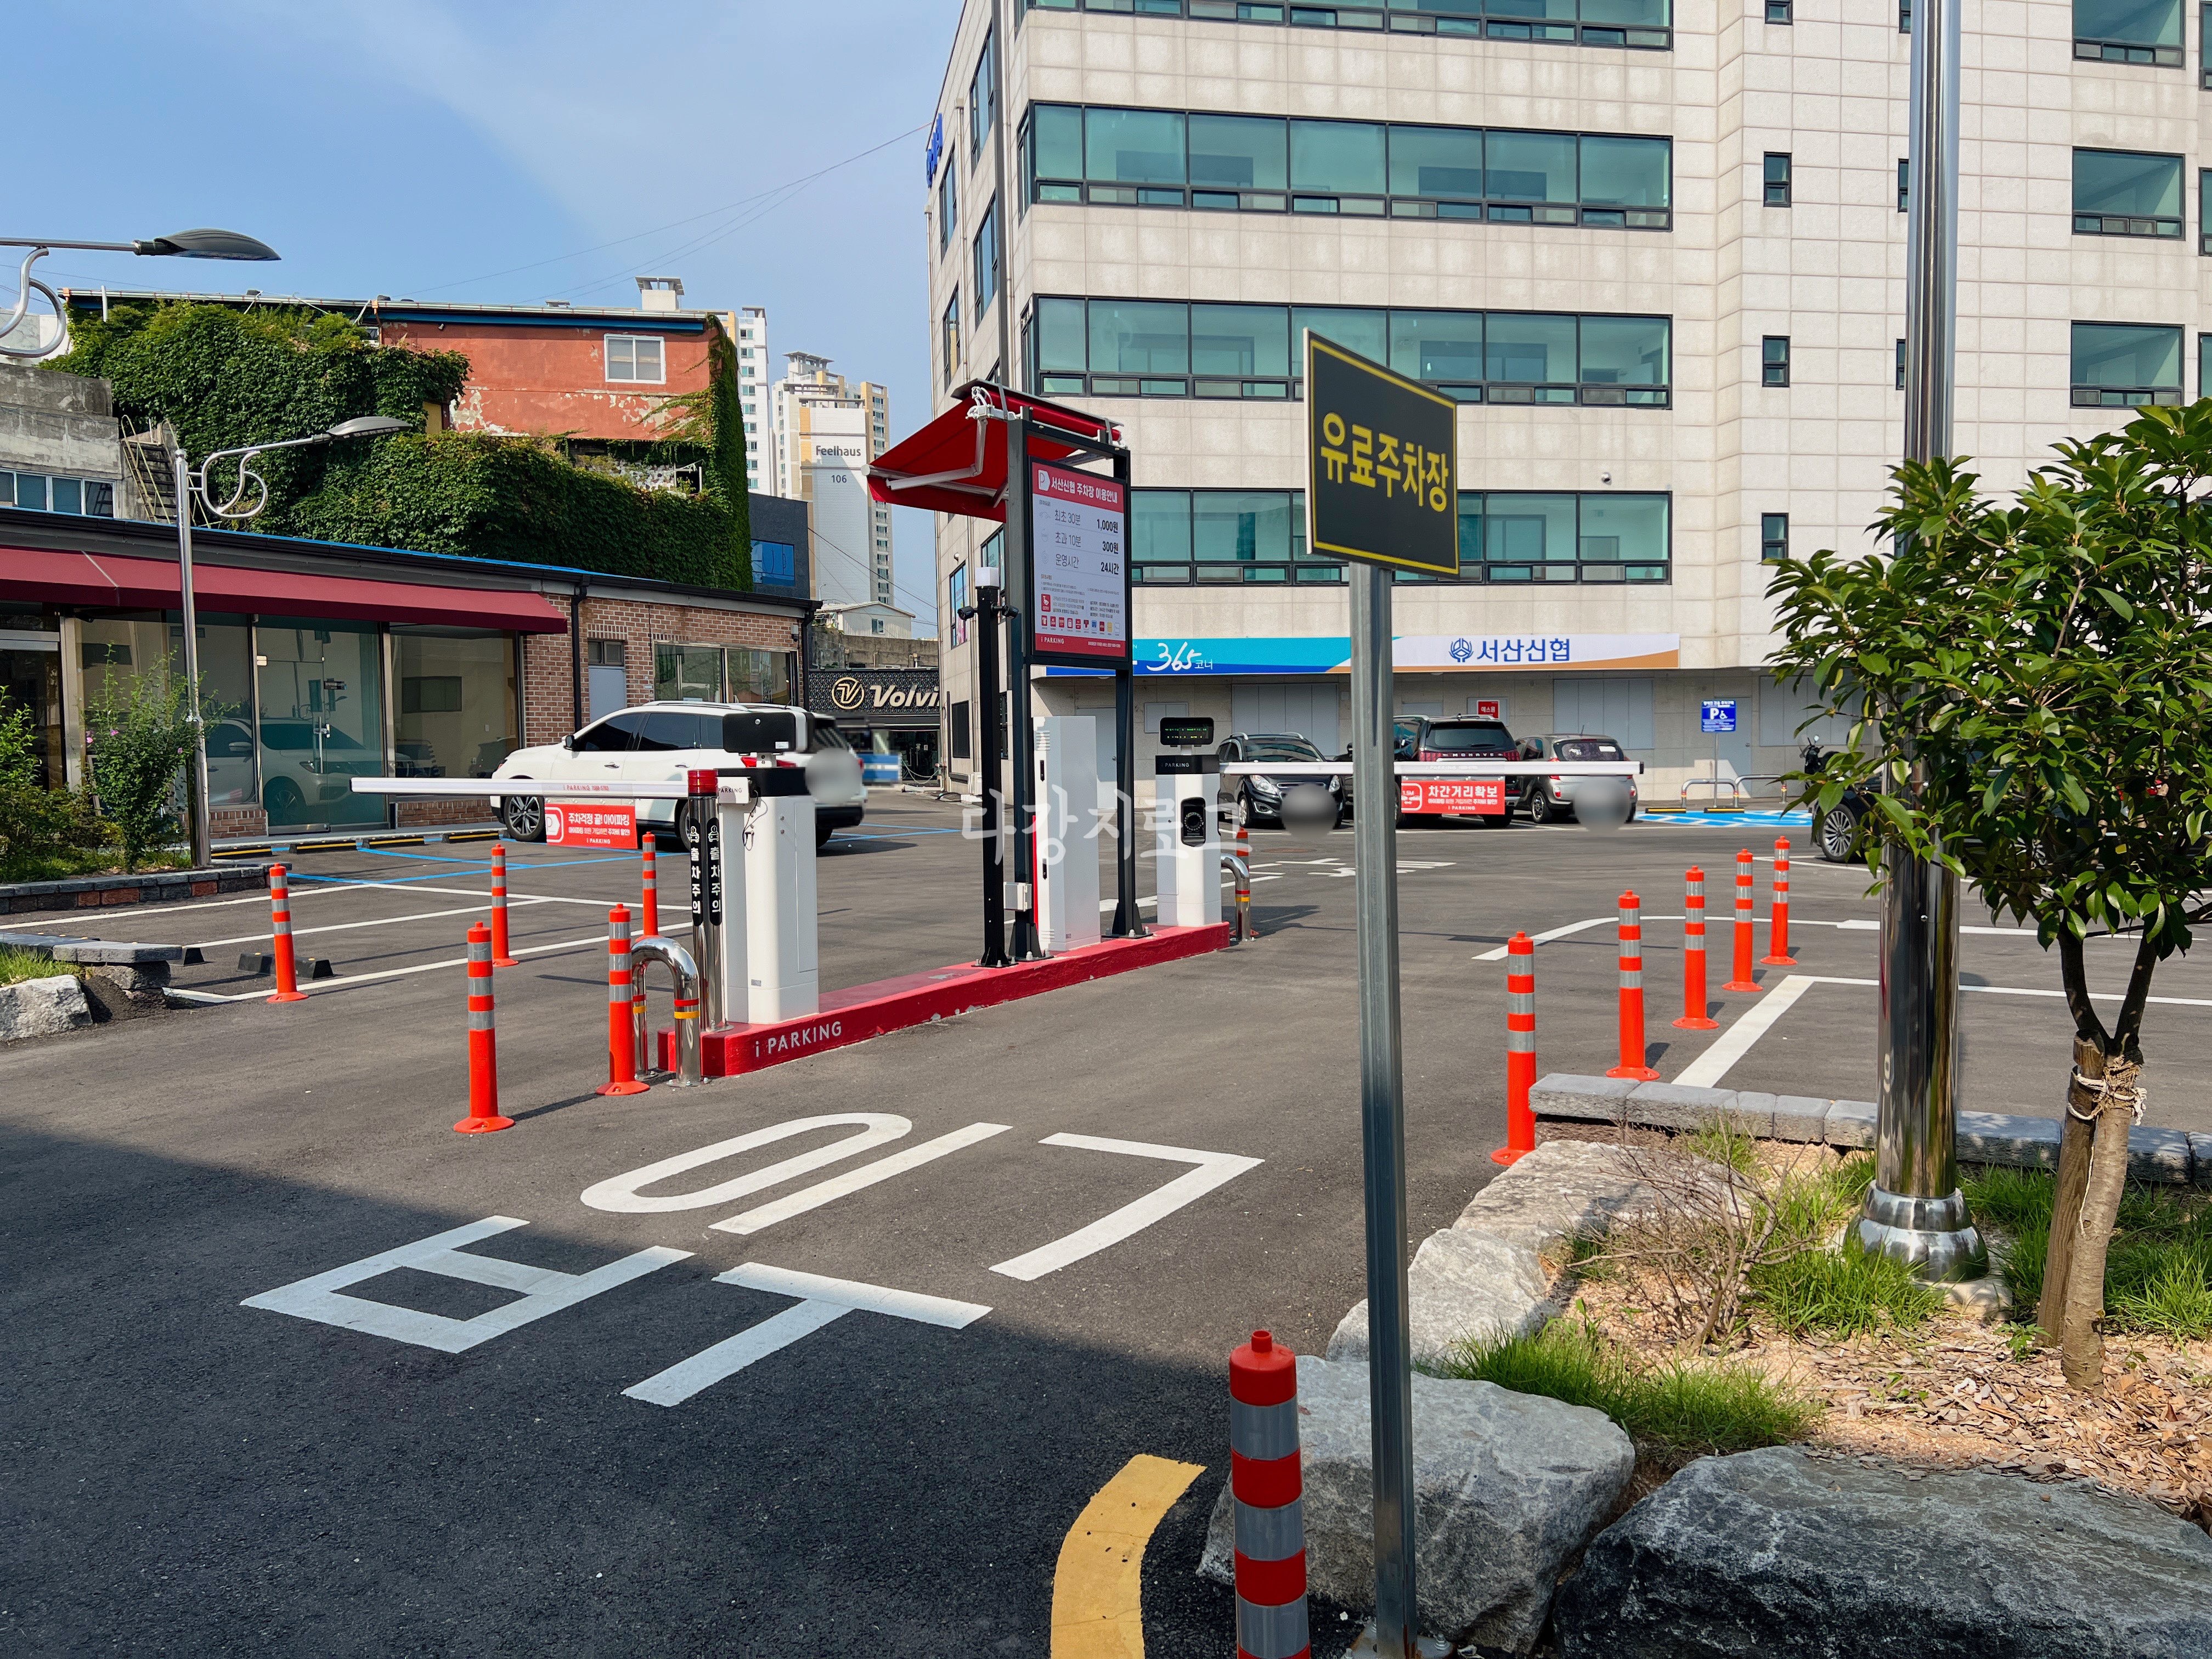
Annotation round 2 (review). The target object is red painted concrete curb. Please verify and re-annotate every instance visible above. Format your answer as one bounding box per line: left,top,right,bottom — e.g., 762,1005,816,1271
663,924,1232,1079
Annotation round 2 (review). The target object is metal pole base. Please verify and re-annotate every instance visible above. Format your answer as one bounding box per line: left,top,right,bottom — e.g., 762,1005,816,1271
1855,1184,1988,1282
1347,1621,1454,1658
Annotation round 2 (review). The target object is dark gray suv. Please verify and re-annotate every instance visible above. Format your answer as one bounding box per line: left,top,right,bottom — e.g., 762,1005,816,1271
1216,732,1343,827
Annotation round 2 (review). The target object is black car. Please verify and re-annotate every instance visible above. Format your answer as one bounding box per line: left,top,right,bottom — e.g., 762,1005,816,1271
1803,741,1875,862
1217,732,1343,827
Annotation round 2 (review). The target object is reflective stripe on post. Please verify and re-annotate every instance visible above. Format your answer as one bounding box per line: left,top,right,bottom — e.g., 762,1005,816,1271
1493,930,1538,1166
267,863,308,1004
489,843,519,968
1724,848,1760,991
454,921,514,1133
1234,823,1255,943
1606,889,1660,1081
597,905,649,1097
1762,837,1797,966
1230,1330,1308,1659
640,840,659,940
1674,866,1719,1030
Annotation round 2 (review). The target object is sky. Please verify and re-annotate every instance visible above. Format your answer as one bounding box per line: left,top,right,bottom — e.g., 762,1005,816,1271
19,0,955,627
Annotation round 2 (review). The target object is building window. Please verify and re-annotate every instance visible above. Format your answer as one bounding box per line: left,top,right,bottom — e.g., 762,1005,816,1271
2072,149,2184,237
2070,321,2184,406
1763,153,1791,207
1018,0,1673,52
605,335,665,384
752,540,797,586
1766,0,1792,19
972,199,1000,319
1760,513,1789,562
949,698,972,763
1898,159,1910,213
2074,0,2182,63
969,30,997,161
939,163,958,252
0,472,114,516
2205,2,2212,84
1900,0,1911,27
1029,295,1670,407
1022,105,1672,230
2201,334,2211,398
1896,338,1907,390
394,629,519,781
1762,336,1791,387
943,294,962,386
1127,487,1670,585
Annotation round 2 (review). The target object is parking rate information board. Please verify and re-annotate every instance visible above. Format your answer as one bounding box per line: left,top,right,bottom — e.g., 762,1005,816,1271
1029,462,1130,667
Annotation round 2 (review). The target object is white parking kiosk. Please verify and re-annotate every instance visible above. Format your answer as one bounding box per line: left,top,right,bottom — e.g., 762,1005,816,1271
1153,716,1222,930
1035,715,1102,953
741,766,819,1022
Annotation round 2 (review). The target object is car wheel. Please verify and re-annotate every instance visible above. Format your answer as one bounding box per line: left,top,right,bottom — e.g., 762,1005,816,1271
1818,803,1861,864
500,791,546,843
262,776,304,823
1531,787,1562,825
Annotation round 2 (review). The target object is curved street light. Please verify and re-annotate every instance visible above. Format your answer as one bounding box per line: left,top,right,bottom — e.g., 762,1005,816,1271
0,227,280,361
175,415,413,865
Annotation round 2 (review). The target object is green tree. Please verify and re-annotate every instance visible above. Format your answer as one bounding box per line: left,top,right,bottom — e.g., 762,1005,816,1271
1767,402,2212,1391
0,696,115,881
84,675,202,872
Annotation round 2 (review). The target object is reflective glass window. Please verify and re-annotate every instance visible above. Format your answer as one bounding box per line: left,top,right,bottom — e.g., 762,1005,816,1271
1389,126,1483,200
1579,136,1669,207
1190,303,1290,376
394,629,517,781
1483,495,1577,563
1389,311,1483,383
1485,313,1577,383
1088,300,1188,374
1579,0,1671,21
1133,489,1193,562
1193,492,1296,564
1581,493,1668,564
2074,0,2181,44
1578,315,1669,387
1086,107,1186,184
1486,130,1576,204
1034,297,1088,372
2073,148,2183,230
1031,104,1084,197
1289,120,1386,193
1292,306,1388,364
255,618,386,830
1189,114,1287,189
2070,320,2183,401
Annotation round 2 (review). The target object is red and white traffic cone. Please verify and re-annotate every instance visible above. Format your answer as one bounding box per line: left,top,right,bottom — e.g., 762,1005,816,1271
1493,930,1537,1166
640,838,659,939
1723,849,1760,991
1761,837,1797,966
267,863,308,1005
1674,866,1719,1030
454,921,512,1133
1229,1330,1307,1659
1606,889,1660,1081
597,905,648,1097
489,843,520,968
1233,821,1255,943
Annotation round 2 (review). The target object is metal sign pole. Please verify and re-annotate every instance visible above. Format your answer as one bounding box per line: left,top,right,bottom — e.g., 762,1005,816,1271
1860,0,1984,1280
1350,561,1418,1654
1005,414,1043,961
1111,443,1141,936
975,565,1011,968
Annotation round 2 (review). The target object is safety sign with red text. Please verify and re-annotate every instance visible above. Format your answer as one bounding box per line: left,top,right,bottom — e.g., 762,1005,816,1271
547,800,639,848
1398,778,1506,816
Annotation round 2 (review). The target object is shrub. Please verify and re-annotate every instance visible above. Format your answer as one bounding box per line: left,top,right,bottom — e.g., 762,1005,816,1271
85,676,199,870
0,695,115,881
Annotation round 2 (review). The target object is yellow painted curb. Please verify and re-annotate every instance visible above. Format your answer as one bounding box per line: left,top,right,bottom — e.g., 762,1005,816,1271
1051,1453,1206,1658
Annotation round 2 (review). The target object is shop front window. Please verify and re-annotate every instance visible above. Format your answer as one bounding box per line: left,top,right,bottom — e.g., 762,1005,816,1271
81,613,255,810
0,614,62,790
256,617,385,829
394,629,517,781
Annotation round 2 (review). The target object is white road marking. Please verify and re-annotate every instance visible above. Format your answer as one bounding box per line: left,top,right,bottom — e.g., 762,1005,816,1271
1671,975,1821,1088
990,1133,1262,1282
710,1122,1013,1235
581,1115,911,1214
1472,915,1685,962
240,1215,688,1354
1096,895,1160,914
189,896,562,950
622,1265,990,1407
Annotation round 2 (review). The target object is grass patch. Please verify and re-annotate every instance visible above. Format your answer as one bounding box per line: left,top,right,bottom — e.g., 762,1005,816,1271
1962,1163,2212,1340
1750,1237,1943,1337
1440,1319,1820,1454
0,945,72,987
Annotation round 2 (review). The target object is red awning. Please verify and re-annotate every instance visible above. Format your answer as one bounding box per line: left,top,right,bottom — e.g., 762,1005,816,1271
0,547,571,633
866,381,1121,522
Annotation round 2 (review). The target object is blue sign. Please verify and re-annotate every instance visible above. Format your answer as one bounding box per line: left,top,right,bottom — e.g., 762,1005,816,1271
924,115,944,184
1701,699,1738,734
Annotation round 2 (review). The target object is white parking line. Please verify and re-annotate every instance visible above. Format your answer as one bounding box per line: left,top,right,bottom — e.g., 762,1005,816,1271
190,896,564,950
163,919,696,1004
1472,916,1683,962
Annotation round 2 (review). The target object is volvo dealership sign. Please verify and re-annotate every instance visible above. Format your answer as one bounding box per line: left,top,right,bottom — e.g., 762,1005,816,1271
806,667,941,726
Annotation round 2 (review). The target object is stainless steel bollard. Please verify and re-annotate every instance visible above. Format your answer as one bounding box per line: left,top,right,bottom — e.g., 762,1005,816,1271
629,935,706,1087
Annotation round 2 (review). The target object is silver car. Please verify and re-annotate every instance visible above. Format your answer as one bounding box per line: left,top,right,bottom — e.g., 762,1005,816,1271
1517,733,1639,824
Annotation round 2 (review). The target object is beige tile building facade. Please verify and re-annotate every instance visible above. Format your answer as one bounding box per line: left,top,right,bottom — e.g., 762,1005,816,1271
927,0,2198,798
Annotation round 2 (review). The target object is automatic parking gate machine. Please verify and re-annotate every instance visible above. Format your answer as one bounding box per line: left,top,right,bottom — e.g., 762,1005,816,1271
1154,716,1222,930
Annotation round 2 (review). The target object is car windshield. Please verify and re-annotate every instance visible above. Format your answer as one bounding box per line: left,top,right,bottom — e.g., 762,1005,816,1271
1245,739,1321,763
1421,722,1514,752
1556,738,1625,761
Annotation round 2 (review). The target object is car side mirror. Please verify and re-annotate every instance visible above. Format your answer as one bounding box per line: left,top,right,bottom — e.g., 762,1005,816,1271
561,733,576,751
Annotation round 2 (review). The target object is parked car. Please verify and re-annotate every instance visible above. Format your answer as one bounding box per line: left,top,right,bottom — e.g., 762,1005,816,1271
1514,733,1640,824
1802,740,1874,863
1393,715,1522,821
489,702,866,848
1217,732,1343,828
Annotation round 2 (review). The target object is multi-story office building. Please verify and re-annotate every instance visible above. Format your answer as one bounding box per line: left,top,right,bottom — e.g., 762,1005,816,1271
774,352,895,606
720,304,775,495
926,0,2195,799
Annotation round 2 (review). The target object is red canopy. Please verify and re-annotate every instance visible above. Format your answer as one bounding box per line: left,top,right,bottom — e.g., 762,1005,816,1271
0,546,571,632
866,381,1121,523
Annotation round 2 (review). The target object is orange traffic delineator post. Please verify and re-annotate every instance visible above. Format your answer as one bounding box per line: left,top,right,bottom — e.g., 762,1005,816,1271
1228,1330,1307,1659
489,843,520,968
1605,889,1660,1081
1494,930,1538,1166
1232,821,1255,943
640,838,659,939
1761,836,1797,966
1673,866,1719,1030
266,863,308,1004
597,905,649,1097
454,921,513,1133
1723,848,1761,992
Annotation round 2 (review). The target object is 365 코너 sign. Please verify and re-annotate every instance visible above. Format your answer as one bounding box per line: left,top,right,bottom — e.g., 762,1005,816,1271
1029,462,1130,667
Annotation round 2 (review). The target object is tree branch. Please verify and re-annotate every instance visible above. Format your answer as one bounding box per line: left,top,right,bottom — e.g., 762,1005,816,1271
2057,928,2108,1051
2114,925,2163,1060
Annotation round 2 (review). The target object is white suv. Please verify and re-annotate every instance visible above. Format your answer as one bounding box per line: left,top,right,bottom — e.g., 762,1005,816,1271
489,702,867,848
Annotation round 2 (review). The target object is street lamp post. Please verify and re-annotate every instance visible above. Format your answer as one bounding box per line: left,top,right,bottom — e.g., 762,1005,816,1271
173,416,413,864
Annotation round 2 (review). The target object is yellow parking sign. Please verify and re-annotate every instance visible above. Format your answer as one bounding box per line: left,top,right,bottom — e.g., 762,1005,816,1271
1305,331,1459,577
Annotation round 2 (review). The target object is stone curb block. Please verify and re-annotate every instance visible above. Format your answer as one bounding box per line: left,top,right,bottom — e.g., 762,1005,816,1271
1822,1097,1877,1149
2191,1134,2212,1192
1955,1110,2062,1169
0,973,92,1041
1528,1073,1636,1125
0,931,184,966
1627,1080,1771,1136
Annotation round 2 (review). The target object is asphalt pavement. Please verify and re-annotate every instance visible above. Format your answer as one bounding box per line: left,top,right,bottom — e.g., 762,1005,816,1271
4,798,2206,1656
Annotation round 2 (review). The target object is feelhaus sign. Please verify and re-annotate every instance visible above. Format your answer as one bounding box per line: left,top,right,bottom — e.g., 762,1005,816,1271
807,668,941,725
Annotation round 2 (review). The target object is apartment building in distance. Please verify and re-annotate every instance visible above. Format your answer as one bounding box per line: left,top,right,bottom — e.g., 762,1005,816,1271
720,304,776,495
774,352,895,606
926,0,2199,799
